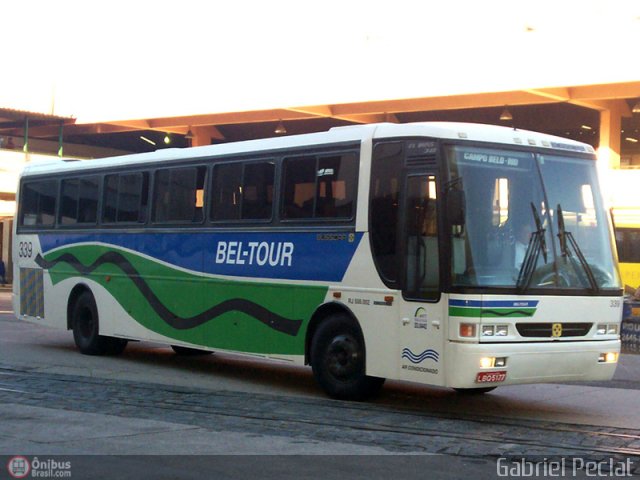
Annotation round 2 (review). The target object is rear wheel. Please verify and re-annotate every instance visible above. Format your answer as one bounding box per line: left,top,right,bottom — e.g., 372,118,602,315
171,345,213,356
71,291,127,356
311,314,384,401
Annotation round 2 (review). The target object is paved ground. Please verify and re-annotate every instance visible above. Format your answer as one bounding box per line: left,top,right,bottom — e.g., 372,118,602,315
2,365,640,479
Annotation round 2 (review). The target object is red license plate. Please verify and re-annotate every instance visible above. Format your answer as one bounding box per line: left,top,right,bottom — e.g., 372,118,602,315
476,371,507,383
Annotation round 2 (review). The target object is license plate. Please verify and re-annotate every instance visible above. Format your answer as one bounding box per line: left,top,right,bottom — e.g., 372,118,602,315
476,371,507,383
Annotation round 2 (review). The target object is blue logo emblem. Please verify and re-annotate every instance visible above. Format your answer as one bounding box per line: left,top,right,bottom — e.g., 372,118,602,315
401,348,439,364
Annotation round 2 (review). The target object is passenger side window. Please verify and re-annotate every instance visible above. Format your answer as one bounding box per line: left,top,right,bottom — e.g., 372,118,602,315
369,142,403,284
153,166,206,223
404,174,440,300
103,172,149,224
19,180,57,227
59,176,99,225
210,161,274,221
210,163,242,220
281,152,357,220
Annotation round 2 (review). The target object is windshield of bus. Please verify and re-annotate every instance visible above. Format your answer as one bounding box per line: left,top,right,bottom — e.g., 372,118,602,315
446,145,620,291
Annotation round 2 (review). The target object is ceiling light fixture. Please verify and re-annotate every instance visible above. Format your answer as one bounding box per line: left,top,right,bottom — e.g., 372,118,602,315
164,134,171,144
581,125,592,130
275,120,287,135
140,136,156,146
499,107,513,121
632,101,640,114
625,137,639,143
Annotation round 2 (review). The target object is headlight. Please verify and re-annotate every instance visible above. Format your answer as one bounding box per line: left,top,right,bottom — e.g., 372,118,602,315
495,325,509,336
480,357,507,368
494,357,507,367
596,323,619,335
480,357,494,368
481,325,495,336
480,324,508,337
598,352,618,363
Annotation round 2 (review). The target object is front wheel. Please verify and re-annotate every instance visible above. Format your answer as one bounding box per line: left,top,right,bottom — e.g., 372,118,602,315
453,387,497,395
311,315,385,401
71,291,127,356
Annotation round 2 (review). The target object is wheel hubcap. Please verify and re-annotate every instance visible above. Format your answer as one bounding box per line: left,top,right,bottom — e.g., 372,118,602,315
326,334,360,380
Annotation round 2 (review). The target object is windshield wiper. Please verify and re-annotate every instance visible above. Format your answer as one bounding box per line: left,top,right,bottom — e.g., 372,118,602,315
556,204,599,292
516,203,547,292
531,202,547,264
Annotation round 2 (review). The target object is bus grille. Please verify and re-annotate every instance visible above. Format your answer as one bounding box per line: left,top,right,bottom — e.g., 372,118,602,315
405,156,436,167
516,323,593,338
20,268,44,318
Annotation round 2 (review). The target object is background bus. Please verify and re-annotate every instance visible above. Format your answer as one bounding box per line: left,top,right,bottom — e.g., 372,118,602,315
612,207,640,294
13,122,622,400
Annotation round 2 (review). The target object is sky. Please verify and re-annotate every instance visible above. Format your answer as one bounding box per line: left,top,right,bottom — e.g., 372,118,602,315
1,0,640,123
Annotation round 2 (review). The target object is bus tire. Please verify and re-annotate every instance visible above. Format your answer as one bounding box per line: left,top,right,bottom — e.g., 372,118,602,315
453,387,497,395
105,337,129,355
71,291,127,356
310,314,385,401
171,345,213,356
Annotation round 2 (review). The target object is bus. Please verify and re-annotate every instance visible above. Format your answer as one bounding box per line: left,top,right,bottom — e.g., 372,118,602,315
611,207,640,294
13,122,623,400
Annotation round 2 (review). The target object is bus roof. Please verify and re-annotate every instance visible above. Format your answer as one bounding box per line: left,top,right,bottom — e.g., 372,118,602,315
612,207,640,229
21,122,596,177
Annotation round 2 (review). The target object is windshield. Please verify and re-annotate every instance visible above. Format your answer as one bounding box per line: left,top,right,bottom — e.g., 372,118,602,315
446,145,620,291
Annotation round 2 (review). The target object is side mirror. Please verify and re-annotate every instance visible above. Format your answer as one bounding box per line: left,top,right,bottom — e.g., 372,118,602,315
447,189,466,226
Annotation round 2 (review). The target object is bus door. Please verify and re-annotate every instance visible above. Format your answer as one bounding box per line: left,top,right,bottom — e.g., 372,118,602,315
397,171,446,384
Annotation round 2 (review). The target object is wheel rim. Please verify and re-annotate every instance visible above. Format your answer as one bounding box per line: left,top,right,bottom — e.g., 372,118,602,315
325,334,361,381
77,305,95,339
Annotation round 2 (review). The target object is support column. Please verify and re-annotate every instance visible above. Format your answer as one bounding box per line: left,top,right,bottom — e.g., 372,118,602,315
23,117,29,153
58,121,64,157
191,126,225,147
598,105,622,170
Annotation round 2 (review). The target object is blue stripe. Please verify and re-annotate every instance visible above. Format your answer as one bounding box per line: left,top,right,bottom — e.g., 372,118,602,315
39,232,362,282
449,299,539,308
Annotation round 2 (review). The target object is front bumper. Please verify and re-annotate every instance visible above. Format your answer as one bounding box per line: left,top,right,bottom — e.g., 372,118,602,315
446,339,620,389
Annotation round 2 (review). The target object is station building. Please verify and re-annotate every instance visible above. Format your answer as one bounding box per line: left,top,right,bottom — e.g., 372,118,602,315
1,80,640,284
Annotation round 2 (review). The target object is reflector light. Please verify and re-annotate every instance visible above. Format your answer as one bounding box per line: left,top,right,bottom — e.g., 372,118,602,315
460,323,476,337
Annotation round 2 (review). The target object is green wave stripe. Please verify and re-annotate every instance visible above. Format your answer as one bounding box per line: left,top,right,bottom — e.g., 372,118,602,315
45,244,328,354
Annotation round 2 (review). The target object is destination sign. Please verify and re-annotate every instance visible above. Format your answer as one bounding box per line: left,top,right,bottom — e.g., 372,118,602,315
454,147,533,171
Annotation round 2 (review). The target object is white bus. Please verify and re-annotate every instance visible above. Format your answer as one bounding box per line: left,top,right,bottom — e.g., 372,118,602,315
13,122,622,400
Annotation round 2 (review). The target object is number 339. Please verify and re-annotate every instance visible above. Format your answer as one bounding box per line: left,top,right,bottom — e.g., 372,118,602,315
18,241,33,258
